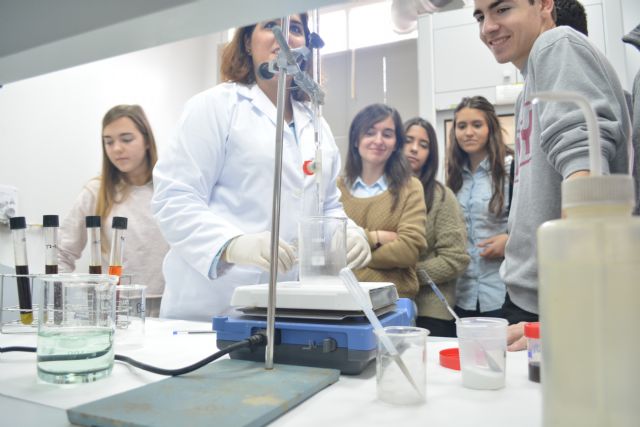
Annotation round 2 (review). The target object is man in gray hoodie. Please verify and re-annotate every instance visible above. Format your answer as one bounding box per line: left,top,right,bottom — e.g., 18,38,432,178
472,0,630,350
623,22,640,216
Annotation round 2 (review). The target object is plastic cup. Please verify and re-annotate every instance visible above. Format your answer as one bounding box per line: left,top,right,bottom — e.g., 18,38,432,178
376,326,428,405
114,284,146,350
456,317,508,390
37,274,117,384
298,216,347,286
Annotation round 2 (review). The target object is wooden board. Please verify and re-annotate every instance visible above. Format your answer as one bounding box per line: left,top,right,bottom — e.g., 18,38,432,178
67,359,340,427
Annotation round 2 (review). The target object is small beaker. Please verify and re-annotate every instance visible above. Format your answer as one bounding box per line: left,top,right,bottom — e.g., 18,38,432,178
1,273,39,333
118,273,133,286
114,284,146,350
37,274,117,384
376,326,428,405
456,317,508,390
298,216,347,286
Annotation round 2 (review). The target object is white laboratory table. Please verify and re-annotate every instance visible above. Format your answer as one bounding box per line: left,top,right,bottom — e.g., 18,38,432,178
0,318,541,427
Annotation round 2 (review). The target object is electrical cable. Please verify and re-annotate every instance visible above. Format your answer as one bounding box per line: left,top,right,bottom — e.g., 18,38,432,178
0,333,267,377
0,346,35,353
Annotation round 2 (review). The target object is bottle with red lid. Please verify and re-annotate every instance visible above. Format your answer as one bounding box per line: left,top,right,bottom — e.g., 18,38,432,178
524,322,540,383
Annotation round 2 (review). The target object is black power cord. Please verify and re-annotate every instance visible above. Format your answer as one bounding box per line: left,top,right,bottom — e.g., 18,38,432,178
0,333,267,377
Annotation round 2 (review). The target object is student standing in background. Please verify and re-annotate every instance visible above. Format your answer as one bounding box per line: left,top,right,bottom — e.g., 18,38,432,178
338,104,427,299
404,117,469,337
554,0,588,36
58,105,168,316
623,22,640,216
447,96,513,320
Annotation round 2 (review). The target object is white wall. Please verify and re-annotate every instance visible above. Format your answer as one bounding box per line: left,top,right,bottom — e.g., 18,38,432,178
0,31,225,272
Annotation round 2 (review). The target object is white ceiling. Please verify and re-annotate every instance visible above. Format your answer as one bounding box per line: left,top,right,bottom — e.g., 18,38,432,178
0,0,347,84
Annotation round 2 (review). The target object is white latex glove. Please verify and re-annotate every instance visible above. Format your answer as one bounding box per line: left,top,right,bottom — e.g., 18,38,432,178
224,231,296,273
346,228,371,269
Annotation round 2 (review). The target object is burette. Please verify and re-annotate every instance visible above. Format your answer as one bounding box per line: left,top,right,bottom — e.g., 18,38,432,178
309,9,325,215
288,11,325,215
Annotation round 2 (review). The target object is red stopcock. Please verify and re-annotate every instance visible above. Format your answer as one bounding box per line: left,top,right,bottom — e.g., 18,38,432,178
303,159,317,176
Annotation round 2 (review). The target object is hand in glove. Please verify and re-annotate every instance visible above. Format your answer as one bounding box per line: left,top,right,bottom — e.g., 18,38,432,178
346,228,371,269
224,231,296,272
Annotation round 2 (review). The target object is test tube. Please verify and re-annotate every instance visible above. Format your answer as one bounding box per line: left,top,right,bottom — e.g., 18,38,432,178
43,215,61,323
9,216,33,325
108,216,127,284
86,216,102,274
43,215,59,274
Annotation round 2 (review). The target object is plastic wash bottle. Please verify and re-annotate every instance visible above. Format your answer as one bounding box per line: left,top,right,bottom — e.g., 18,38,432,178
536,91,640,426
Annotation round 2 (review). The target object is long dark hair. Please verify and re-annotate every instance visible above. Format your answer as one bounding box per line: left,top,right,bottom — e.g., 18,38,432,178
344,104,411,211
220,14,312,101
404,117,444,214
446,96,513,216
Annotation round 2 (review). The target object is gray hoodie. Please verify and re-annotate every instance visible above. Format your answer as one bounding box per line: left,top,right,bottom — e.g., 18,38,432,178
623,22,640,215
502,26,631,314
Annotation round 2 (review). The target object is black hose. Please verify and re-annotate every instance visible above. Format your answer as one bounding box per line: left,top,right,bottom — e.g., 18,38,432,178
0,333,267,376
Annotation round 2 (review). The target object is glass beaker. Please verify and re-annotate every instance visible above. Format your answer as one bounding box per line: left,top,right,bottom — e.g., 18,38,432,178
37,274,118,384
114,284,146,350
298,216,347,286
1,273,39,333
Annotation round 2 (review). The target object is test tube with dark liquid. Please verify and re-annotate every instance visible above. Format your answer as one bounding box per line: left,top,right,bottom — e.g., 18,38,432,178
86,216,102,274
43,215,61,323
9,216,33,325
43,215,59,275
108,216,127,284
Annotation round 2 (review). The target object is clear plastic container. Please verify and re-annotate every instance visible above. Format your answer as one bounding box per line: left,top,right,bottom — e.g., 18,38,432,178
376,326,428,405
456,317,507,390
524,322,540,383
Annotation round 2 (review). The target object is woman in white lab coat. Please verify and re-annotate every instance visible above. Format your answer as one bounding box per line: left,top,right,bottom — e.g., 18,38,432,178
152,13,371,321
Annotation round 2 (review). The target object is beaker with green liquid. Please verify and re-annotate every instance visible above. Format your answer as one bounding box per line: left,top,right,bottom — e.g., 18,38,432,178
37,274,118,384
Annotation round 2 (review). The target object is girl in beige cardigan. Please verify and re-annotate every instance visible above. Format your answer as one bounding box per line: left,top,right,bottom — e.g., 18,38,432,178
404,118,469,337
338,104,427,298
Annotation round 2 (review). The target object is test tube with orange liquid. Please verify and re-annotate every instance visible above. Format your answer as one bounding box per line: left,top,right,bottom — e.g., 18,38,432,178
108,217,127,284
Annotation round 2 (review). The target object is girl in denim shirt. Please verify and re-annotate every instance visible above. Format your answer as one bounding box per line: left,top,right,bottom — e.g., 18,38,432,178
447,96,513,318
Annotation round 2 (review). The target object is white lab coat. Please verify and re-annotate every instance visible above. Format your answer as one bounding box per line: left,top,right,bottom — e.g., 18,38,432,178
152,82,352,321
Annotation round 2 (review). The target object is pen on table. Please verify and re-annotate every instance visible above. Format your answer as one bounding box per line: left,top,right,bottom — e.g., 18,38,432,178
172,330,216,335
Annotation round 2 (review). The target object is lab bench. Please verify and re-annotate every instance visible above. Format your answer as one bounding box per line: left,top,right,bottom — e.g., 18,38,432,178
0,318,541,427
